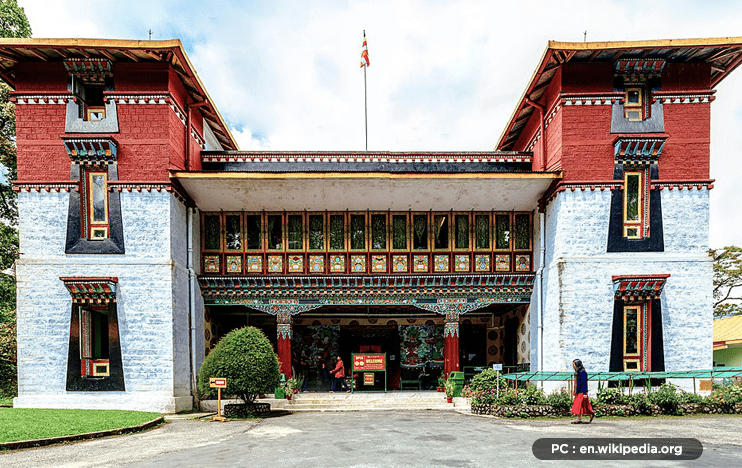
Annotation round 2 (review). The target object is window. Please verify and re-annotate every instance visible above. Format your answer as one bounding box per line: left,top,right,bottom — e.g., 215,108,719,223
623,170,648,239
371,214,387,250
455,214,469,250
80,308,109,377
392,214,408,250
433,214,449,249
225,214,242,251
245,214,262,250
83,168,109,240
200,211,534,274
413,214,428,250
72,76,107,121
308,214,324,250
623,304,647,372
329,214,345,250
624,87,645,121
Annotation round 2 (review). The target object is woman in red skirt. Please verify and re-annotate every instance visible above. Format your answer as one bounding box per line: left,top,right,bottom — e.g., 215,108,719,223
571,359,594,424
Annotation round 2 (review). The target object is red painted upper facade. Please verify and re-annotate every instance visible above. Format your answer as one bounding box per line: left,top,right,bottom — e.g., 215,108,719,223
498,39,742,185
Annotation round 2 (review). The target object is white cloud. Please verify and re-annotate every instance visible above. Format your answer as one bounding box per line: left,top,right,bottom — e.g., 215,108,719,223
17,0,742,246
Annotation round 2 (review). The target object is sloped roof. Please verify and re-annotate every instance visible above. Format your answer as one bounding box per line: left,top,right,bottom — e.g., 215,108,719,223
714,314,742,349
497,36,742,151
0,38,237,150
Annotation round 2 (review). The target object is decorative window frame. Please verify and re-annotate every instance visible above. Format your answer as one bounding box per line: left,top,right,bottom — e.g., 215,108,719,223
61,277,125,391
612,274,669,372
63,137,125,254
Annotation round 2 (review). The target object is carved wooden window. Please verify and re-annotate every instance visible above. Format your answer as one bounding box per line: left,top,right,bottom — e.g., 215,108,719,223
623,170,648,239
392,214,408,250
623,304,649,372
82,168,109,240
433,214,449,250
624,87,645,121
80,308,110,377
200,211,533,274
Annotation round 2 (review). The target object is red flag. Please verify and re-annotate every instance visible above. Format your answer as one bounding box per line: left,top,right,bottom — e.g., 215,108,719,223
360,31,370,68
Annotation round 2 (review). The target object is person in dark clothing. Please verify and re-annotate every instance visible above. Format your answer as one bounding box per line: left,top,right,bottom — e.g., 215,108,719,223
571,358,594,424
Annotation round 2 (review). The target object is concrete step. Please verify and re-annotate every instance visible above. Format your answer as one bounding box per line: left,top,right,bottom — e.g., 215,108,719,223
201,392,470,413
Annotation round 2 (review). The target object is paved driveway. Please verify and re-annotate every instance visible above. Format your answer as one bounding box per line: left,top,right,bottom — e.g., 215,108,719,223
1,412,741,468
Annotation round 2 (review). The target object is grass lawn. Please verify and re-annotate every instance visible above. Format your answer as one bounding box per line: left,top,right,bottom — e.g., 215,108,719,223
0,409,161,443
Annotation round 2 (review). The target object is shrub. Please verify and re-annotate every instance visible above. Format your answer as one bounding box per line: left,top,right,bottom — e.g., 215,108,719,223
522,384,547,405
197,326,280,404
627,393,653,414
470,369,508,393
708,382,742,412
499,389,526,406
460,384,473,398
546,389,573,410
596,387,627,405
649,383,680,414
678,391,704,405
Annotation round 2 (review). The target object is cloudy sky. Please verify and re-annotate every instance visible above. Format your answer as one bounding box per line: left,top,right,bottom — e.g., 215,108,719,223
18,0,742,248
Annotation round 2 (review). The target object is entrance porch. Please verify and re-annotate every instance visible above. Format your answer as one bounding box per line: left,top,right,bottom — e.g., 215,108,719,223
200,273,534,388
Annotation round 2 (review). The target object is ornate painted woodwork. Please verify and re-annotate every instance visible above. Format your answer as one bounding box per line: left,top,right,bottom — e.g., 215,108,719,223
612,274,670,301
60,277,117,305
198,274,534,306
62,137,118,166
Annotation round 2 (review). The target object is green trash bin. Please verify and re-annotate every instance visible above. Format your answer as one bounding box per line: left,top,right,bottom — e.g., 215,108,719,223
449,371,465,398
274,374,286,399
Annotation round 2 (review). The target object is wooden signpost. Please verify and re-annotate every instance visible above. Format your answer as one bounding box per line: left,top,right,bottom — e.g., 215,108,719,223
210,377,228,422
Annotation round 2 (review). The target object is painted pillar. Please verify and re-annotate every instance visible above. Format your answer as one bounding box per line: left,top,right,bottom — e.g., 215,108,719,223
277,311,293,379
443,311,460,377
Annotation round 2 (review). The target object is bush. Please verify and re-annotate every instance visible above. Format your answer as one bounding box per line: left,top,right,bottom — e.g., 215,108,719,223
627,393,653,414
499,388,525,406
546,389,573,410
470,369,508,393
197,326,280,404
522,384,547,405
596,387,627,405
678,391,704,405
708,381,742,412
649,383,680,414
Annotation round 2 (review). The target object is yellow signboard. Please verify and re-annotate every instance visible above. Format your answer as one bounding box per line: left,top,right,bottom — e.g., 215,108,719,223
210,377,227,388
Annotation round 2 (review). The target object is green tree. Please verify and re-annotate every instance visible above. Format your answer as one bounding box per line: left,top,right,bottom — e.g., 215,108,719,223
712,246,742,317
0,0,30,39
0,0,30,398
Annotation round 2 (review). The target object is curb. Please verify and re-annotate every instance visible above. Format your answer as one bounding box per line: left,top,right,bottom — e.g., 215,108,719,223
0,416,165,451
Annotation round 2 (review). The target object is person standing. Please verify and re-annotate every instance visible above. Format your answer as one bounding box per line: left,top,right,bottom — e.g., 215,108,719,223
571,359,594,424
329,355,350,393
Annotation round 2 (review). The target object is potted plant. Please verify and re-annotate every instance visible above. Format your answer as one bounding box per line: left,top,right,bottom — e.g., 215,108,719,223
437,375,446,393
445,379,455,403
284,377,299,399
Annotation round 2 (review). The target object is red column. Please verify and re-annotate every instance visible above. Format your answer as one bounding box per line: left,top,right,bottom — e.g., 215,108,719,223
277,313,293,379
443,314,460,377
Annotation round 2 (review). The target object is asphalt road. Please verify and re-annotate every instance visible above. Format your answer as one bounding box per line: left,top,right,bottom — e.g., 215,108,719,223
1,412,741,468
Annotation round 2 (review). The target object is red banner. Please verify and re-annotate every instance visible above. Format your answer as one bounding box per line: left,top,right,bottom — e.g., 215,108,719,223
353,353,386,371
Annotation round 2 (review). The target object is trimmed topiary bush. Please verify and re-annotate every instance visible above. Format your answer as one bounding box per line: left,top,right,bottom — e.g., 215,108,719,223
197,326,280,404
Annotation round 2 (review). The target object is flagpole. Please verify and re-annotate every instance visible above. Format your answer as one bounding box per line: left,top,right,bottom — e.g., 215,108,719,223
363,30,368,152
364,63,368,152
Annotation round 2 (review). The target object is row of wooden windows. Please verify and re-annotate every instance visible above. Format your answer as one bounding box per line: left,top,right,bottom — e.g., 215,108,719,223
202,211,532,254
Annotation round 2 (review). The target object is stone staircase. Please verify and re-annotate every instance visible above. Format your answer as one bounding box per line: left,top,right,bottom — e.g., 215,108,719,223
202,391,470,413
